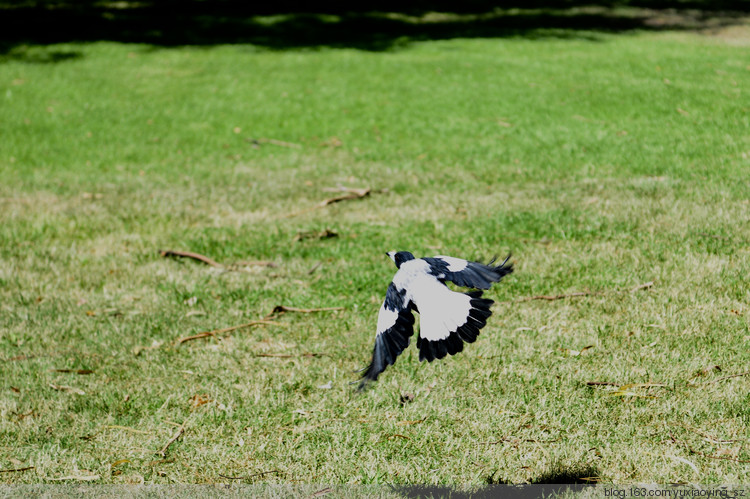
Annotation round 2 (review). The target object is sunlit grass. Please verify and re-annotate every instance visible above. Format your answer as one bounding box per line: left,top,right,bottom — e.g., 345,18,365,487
0,24,749,485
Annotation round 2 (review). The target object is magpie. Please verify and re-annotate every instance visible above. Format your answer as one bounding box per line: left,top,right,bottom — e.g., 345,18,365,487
358,251,513,390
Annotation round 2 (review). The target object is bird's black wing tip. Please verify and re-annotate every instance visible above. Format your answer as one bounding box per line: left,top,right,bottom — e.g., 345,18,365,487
494,253,513,274
354,361,382,391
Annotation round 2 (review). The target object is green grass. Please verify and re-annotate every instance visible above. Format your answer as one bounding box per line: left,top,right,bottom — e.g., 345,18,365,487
1,18,749,486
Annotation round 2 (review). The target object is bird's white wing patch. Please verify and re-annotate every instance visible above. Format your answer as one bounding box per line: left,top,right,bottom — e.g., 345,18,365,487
434,255,468,272
416,283,473,341
376,307,399,335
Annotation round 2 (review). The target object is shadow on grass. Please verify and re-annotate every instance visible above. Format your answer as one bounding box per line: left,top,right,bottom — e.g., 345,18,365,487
1,0,749,62
390,462,600,497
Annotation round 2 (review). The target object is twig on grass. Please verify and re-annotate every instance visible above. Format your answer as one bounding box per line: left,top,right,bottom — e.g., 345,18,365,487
53,369,94,375
670,431,750,464
5,354,38,362
483,436,561,446
248,137,302,149
0,466,34,473
515,291,592,302
218,470,285,480
160,250,222,268
175,320,284,345
384,434,411,441
160,250,276,270
157,424,185,457
701,370,750,385
585,381,620,386
629,281,655,292
263,305,344,320
104,425,151,435
255,352,327,358
49,383,85,395
283,187,373,218
175,306,340,345
307,261,323,274
676,423,738,445
507,281,654,303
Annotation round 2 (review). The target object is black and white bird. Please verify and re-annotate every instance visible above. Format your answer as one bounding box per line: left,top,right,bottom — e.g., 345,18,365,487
358,251,513,390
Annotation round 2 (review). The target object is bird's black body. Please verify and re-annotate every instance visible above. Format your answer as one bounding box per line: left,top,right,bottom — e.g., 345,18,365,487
358,251,513,390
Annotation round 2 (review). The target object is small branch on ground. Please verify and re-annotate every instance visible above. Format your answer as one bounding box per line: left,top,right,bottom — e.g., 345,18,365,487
293,229,338,242
160,250,223,268
157,424,185,457
515,291,593,302
160,250,276,271
175,320,284,345
307,261,323,274
104,425,151,435
670,431,750,464
629,281,655,292
507,281,654,303
175,307,340,345
248,137,302,149
218,470,285,480
585,381,620,386
701,370,750,385
255,353,326,358
6,354,38,362
482,436,561,445
264,305,344,320
53,369,94,375
283,188,374,218
0,466,34,473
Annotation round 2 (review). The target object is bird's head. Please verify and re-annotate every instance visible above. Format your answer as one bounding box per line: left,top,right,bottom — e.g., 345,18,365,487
386,251,415,269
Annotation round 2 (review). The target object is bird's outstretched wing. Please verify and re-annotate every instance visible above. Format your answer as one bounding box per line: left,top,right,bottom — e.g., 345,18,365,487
416,284,494,362
358,283,415,390
423,254,513,290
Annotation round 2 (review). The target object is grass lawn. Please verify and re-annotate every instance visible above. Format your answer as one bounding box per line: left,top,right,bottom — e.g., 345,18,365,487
1,9,749,486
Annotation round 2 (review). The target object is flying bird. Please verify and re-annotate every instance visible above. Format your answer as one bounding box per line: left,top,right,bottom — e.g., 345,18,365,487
358,251,513,390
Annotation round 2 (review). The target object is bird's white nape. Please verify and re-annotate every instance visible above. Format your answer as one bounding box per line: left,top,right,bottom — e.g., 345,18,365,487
386,251,397,264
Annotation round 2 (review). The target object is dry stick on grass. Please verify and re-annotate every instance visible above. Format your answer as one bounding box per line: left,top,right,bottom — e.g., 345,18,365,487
160,250,276,270
157,424,185,457
160,250,223,268
0,466,34,473
249,137,302,149
509,281,654,303
701,370,750,385
104,425,151,435
264,305,344,320
175,306,340,345
283,188,372,218
175,320,284,345
218,470,285,480
256,352,326,358
670,431,750,464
